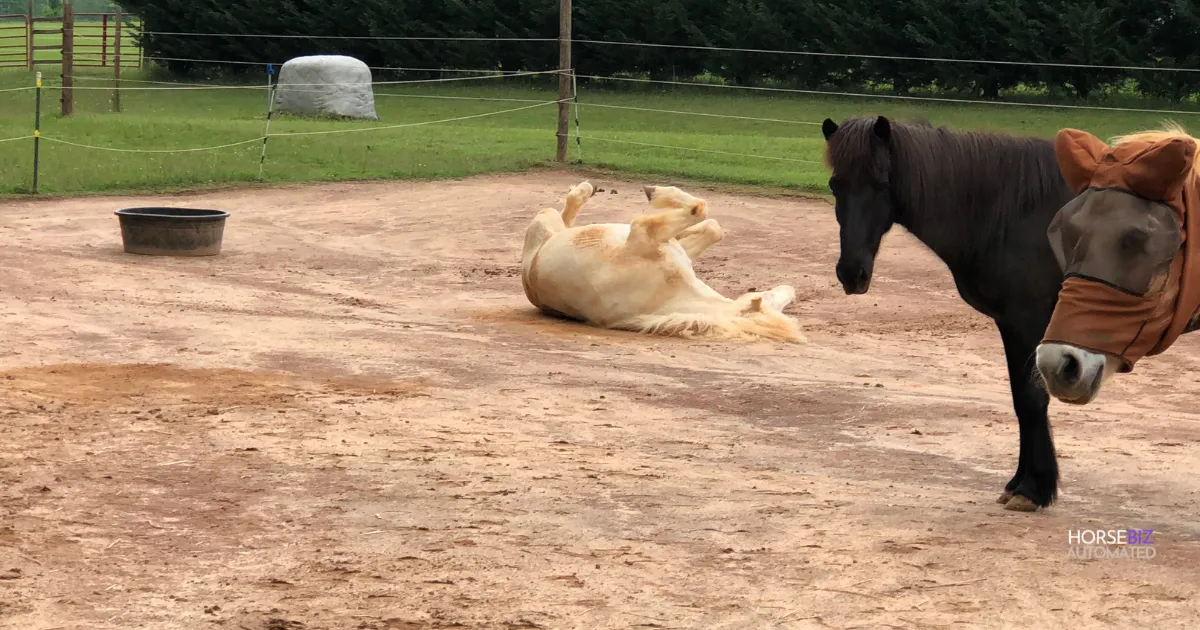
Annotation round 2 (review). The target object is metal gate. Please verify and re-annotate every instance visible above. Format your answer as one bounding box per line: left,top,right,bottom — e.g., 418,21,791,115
0,13,30,68
74,11,142,69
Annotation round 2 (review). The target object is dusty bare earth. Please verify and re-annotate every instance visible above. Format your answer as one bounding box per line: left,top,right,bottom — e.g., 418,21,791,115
2,172,1200,630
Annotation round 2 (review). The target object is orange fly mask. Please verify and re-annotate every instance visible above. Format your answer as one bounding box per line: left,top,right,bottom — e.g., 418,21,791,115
1042,127,1200,371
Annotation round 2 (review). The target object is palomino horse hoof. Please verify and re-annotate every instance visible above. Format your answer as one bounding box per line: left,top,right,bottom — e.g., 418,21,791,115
1003,495,1039,512
996,490,1014,504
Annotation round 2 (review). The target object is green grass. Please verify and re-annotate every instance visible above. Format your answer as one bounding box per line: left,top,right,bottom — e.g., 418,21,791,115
2,64,1200,197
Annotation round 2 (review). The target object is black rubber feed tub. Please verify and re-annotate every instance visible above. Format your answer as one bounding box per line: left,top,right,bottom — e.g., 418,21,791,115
115,207,230,256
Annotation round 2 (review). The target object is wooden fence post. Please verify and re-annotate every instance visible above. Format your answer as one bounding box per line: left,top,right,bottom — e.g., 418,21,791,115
61,1,73,117
113,9,122,112
101,13,108,66
25,0,33,70
556,0,571,162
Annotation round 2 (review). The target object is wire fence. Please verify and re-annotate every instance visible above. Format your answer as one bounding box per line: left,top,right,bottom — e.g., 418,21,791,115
574,74,1200,116
21,68,563,92
133,32,1200,75
13,66,1200,114
7,36,1200,195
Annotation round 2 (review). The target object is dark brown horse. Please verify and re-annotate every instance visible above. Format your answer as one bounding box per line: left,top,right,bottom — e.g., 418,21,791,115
821,115,1075,511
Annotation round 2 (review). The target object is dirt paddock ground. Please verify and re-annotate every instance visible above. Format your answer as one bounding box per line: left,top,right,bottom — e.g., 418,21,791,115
2,172,1200,629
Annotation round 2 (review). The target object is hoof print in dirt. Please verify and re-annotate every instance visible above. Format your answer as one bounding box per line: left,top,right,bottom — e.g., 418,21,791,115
264,619,305,630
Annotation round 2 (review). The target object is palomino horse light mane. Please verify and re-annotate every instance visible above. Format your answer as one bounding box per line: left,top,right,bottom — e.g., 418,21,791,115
520,181,805,342
1109,122,1200,160
1036,121,1200,405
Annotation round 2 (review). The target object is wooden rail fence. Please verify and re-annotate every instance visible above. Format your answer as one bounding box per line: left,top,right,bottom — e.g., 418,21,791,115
0,2,143,115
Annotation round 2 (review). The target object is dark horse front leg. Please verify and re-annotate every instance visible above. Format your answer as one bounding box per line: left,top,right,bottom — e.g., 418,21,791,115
996,316,1058,511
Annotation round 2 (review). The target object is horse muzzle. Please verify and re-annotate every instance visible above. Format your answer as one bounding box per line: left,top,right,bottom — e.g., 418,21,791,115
836,260,872,295
1035,343,1106,405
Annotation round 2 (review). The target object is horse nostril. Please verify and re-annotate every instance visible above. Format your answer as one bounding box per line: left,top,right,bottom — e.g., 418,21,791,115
1061,354,1081,386
856,267,868,286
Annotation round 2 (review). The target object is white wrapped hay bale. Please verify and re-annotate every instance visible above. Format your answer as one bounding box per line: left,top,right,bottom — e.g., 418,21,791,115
275,55,378,120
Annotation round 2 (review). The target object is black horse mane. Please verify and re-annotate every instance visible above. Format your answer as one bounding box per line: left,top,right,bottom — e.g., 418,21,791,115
825,117,1070,260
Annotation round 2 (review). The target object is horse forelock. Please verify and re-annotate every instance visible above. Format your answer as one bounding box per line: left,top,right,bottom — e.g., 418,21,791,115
824,118,890,179
1109,120,1193,146
1110,121,1200,179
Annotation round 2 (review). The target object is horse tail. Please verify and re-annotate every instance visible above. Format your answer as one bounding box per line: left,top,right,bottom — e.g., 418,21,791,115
615,309,805,343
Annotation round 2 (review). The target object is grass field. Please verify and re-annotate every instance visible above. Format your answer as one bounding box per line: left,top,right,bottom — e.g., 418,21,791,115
3,63,1200,197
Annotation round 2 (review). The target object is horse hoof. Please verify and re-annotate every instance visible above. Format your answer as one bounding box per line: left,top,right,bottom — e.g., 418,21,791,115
1003,495,1038,512
996,490,1014,504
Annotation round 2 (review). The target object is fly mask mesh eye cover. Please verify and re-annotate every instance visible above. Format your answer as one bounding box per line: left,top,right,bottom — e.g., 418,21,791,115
1042,128,1200,369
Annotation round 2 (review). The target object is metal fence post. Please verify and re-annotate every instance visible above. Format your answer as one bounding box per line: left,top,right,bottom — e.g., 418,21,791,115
32,71,41,194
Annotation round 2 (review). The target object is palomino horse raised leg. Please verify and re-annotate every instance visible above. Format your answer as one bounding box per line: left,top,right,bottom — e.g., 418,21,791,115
674,219,724,259
626,186,709,255
522,181,596,259
521,181,597,314
560,181,595,228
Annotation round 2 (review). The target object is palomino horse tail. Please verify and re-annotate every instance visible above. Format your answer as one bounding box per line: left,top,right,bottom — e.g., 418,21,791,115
616,308,806,343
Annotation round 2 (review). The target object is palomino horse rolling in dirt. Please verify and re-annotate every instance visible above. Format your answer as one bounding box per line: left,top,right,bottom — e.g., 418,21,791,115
520,181,805,342
1036,124,1200,405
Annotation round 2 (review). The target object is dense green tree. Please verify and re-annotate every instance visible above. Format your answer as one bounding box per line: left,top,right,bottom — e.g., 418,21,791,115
818,0,931,94
901,0,1042,98
1030,0,1131,99
1123,0,1200,101
114,0,1200,100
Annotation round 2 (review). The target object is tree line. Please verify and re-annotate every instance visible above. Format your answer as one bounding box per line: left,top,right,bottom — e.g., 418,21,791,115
114,0,1200,101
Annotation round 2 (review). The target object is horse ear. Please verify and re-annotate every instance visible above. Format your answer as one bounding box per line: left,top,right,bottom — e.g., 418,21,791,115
1054,128,1108,193
822,118,838,141
874,116,891,142
1124,137,1196,202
